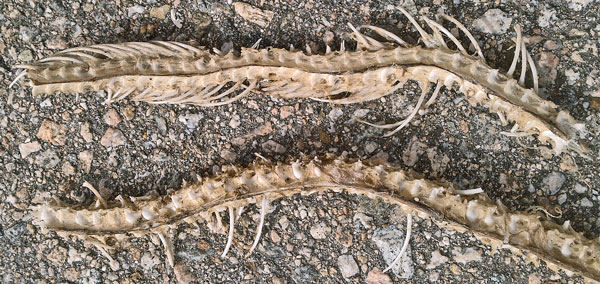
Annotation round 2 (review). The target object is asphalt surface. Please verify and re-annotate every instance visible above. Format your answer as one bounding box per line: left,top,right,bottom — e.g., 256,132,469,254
1,0,599,283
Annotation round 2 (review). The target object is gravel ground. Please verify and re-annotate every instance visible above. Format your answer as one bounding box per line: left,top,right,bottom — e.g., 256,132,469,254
1,0,600,283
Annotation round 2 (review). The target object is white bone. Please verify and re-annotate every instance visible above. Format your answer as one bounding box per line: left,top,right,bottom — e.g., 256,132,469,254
246,198,268,257
171,196,182,210
75,212,88,226
221,206,235,257
125,210,139,224
466,200,478,223
292,160,303,179
507,25,522,77
561,239,573,257
455,188,483,195
142,207,158,220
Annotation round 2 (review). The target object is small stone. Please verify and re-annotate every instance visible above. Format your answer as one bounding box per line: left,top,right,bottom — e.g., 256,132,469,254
140,253,159,270
366,268,392,284
127,5,145,17
427,250,448,269
538,7,556,28
591,98,600,110
150,4,170,19
309,222,331,240
558,193,567,204
337,255,359,278
229,114,241,128
79,150,93,173
262,140,286,153
537,52,559,86
365,142,378,154
35,149,60,168
179,113,204,130
232,2,274,28
80,122,93,143
452,247,482,264
155,116,167,135
565,69,580,85
574,183,588,194
328,108,343,120
567,0,593,11
220,149,237,161
280,106,294,119
353,109,369,118
46,37,68,50
100,128,126,148
40,99,53,108
542,171,565,195
292,266,317,284
473,9,512,35
278,216,289,230
103,109,122,126
19,141,41,158
580,198,593,207
17,49,33,61
4,223,27,244
270,230,281,242
37,119,68,146
61,161,75,176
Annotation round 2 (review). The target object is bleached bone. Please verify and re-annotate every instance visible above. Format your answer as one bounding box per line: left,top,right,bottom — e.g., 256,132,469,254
221,206,236,257
441,14,486,63
10,12,587,156
29,156,600,281
246,198,268,257
507,25,522,77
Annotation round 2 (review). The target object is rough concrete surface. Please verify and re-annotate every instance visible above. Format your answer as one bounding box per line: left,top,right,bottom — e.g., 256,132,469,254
1,0,600,283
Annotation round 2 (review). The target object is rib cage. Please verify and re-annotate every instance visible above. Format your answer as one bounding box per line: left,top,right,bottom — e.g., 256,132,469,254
12,12,588,156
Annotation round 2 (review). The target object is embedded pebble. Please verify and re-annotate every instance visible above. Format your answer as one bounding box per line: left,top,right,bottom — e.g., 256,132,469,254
178,113,204,130
365,142,378,154
574,183,588,194
567,0,594,11
229,114,241,128
473,9,512,34
337,255,359,278
328,108,344,120
427,250,449,269
155,116,167,135
19,141,41,158
80,122,93,143
452,247,482,264
565,69,580,85
35,149,60,168
580,198,593,207
79,150,93,173
37,120,67,146
17,49,33,61
149,4,170,19
542,172,565,195
61,161,75,176
103,109,122,126
100,128,127,148
309,222,331,239
262,140,286,153
127,5,145,17
366,268,392,284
